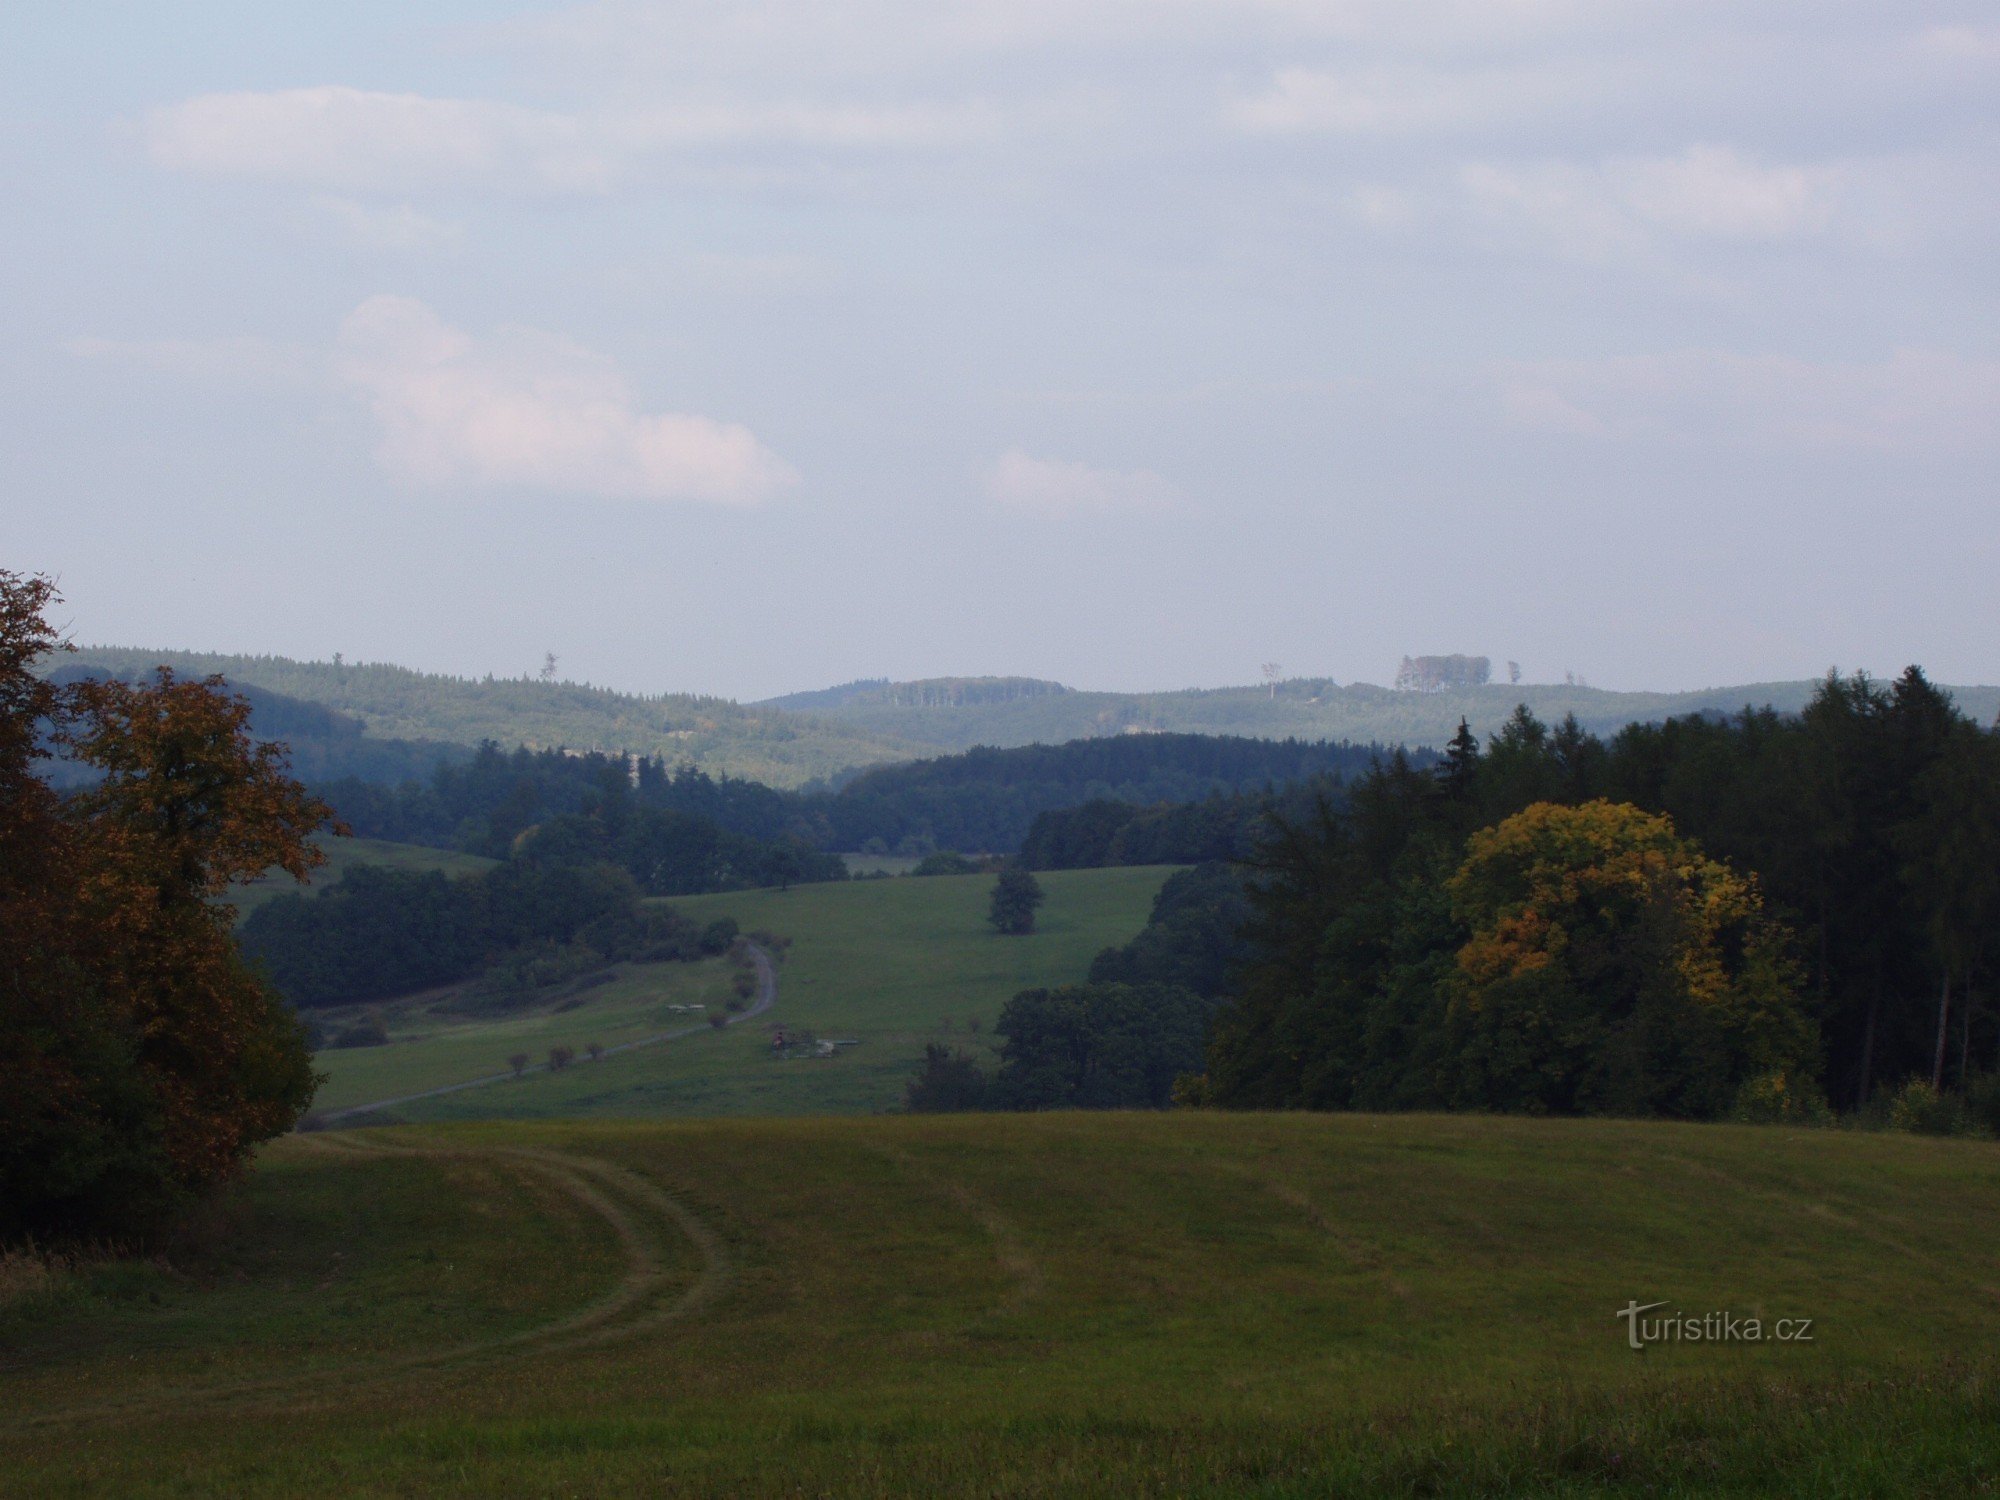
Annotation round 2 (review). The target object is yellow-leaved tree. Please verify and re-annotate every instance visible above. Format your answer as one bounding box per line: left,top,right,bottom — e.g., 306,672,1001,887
1442,799,1819,1119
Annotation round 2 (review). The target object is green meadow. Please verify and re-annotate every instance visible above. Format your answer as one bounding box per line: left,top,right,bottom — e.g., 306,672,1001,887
5,1112,1997,1496
310,867,1174,1123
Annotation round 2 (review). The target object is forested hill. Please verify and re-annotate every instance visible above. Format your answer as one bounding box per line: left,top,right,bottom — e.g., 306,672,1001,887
756,674,2000,753
806,733,1395,853
63,648,920,789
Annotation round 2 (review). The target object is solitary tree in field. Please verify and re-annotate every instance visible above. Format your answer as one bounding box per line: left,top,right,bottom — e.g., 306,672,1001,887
548,1045,575,1072
1,570,331,1244
586,1042,605,1063
988,868,1045,936
508,1052,531,1078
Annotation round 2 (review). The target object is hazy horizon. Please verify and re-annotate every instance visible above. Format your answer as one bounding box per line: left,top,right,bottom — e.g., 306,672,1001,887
7,2,1996,702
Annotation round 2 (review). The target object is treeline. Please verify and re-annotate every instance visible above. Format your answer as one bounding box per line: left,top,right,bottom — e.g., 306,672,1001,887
312,729,1396,866
1207,670,2000,1117
813,734,1390,854
319,742,809,854
1015,773,1397,870
240,863,741,1009
905,864,1249,1114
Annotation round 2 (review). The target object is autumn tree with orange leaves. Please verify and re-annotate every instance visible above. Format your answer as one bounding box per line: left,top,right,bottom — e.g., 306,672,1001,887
1441,800,1817,1118
1,570,333,1242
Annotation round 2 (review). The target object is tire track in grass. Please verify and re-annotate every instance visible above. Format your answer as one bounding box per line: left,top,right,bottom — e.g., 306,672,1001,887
3,1134,731,1430
867,1141,1044,1314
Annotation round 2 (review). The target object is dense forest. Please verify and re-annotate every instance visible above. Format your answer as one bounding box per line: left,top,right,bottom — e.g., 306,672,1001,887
315,730,1394,861
239,863,740,1009
1204,670,2000,1118
809,734,1393,854
913,670,2000,1125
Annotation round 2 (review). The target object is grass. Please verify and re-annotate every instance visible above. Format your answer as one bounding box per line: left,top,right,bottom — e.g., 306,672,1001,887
5,1111,1997,1496
226,837,498,919
310,867,1174,1123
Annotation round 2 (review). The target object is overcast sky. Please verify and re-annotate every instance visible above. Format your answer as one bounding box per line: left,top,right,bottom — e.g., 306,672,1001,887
4,1,1995,700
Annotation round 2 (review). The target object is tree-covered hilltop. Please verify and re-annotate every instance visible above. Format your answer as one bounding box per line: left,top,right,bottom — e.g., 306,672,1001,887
758,672,2000,755
809,734,1396,854
62,647,920,789
42,666,462,787
1203,669,2000,1118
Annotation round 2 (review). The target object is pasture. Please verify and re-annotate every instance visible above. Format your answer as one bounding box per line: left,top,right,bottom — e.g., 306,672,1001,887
310,867,1174,1123
5,1112,1996,1496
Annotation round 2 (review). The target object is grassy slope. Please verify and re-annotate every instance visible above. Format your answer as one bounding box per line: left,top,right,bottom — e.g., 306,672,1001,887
764,676,2000,754
6,1112,1997,1496
67,647,920,788
225,837,499,919
315,867,1173,1123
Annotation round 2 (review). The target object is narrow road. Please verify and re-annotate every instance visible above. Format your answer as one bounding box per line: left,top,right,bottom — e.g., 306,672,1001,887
314,944,776,1127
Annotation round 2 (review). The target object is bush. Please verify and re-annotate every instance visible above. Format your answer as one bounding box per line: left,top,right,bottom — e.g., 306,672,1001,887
1887,1078,1976,1136
904,1044,990,1112
327,1019,389,1050
1731,1071,1833,1126
1966,1073,2000,1137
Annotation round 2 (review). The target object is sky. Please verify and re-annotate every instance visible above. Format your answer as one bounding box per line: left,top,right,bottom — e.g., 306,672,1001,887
3,1,1996,701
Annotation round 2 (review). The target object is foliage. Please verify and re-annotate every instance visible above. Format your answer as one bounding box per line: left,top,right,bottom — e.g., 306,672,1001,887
1730,1070,1833,1126
240,861,737,1008
990,983,1212,1109
1208,673,2000,1116
1088,861,1250,998
1439,801,1814,1117
1885,1079,1979,1137
2,573,327,1243
987,867,1045,935
814,733,1393,854
902,1044,991,1112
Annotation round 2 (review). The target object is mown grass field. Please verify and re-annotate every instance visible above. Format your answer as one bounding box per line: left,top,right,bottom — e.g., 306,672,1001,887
312,867,1173,1123
5,1112,1997,1497
227,838,498,919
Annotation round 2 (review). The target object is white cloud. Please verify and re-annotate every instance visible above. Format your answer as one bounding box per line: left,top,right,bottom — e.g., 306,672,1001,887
147,88,611,194
1227,65,1570,136
335,295,796,503
1462,145,1837,254
1496,348,2000,451
146,86,990,196
305,197,462,253
983,449,1174,513
61,334,313,383
1912,23,2000,64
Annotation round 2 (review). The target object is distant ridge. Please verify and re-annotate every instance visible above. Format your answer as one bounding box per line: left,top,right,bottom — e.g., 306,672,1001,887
755,672,2000,756
54,647,2000,787
763,676,1071,713
58,647,923,790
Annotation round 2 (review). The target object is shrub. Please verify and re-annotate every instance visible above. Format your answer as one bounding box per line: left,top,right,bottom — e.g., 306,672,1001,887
1887,1078,1975,1136
327,1020,389,1050
1965,1073,2000,1137
1731,1071,1833,1126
